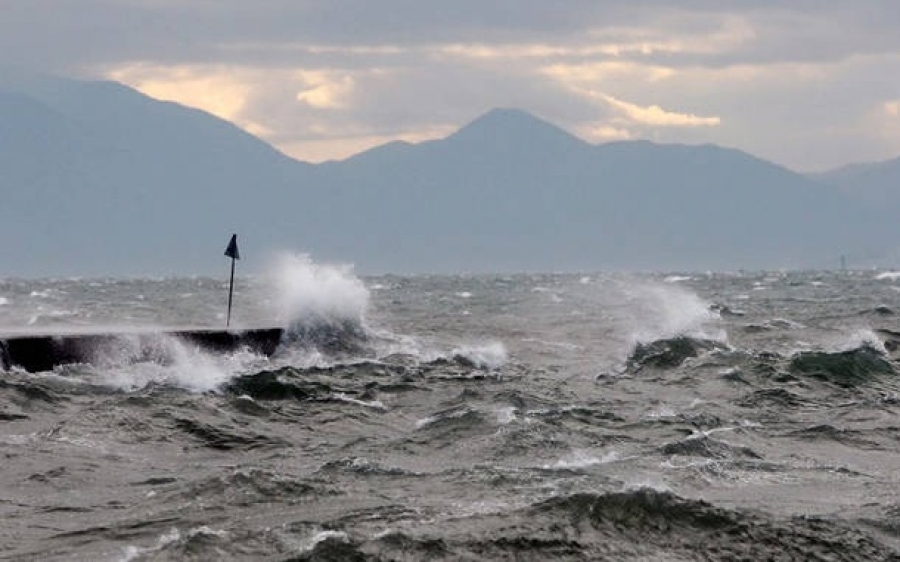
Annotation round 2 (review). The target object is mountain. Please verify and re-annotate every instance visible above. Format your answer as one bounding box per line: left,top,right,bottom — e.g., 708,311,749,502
0,73,310,275
308,109,873,272
812,157,900,207
0,76,893,276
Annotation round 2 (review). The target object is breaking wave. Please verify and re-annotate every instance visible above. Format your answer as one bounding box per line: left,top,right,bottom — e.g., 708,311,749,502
264,252,371,356
624,281,725,345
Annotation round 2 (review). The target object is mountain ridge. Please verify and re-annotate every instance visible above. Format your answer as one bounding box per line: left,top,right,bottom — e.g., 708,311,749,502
1,74,899,276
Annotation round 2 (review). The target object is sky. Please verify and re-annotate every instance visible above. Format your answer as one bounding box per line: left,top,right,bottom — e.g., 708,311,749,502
3,1,900,172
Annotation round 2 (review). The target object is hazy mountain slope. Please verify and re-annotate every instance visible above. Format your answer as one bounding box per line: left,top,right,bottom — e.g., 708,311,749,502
0,74,312,275
813,157,900,207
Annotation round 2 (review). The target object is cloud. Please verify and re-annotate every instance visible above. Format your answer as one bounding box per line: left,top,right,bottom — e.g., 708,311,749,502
886,100,900,117
539,61,719,128
295,70,357,109
542,60,675,85
107,63,253,122
577,123,633,142
598,93,720,127
4,1,900,170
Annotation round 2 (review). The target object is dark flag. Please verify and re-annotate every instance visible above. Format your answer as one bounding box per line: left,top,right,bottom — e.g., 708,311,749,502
225,234,240,260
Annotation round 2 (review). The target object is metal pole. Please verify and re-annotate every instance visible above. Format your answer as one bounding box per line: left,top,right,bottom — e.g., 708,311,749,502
226,256,235,328
224,234,240,328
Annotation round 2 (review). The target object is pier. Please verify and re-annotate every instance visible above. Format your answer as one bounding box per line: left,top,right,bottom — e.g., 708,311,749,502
0,327,284,372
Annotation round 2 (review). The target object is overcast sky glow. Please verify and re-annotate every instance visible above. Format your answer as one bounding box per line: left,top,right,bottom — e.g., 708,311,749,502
3,1,900,171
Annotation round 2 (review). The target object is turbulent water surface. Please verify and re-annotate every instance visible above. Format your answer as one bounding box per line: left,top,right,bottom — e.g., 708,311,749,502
4,259,900,560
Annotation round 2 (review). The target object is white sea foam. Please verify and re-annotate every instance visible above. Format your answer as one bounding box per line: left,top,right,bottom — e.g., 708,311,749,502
91,334,265,392
825,328,887,354
451,341,508,369
495,406,517,424
0,296,8,306
644,405,678,419
120,527,182,561
545,449,619,470
786,327,889,358
332,392,387,411
876,271,900,281
300,530,349,553
415,408,469,429
623,479,671,493
521,337,580,351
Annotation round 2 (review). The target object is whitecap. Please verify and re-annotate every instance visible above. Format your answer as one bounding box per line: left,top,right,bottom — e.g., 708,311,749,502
625,281,726,346
302,530,349,552
545,449,619,470
495,406,517,424
331,392,387,411
451,341,508,369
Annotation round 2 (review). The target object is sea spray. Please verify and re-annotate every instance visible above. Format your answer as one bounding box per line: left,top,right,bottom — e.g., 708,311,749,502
590,279,726,371
89,333,264,392
450,341,508,369
623,281,724,345
264,252,371,354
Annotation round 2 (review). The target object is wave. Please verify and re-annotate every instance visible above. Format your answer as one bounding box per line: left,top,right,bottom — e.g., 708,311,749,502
414,406,490,433
86,334,265,393
448,342,508,369
860,305,894,316
224,368,328,401
173,417,287,451
623,281,725,346
317,457,415,477
788,345,895,387
0,377,65,407
287,489,897,561
265,252,371,356
223,348,504,404
736,387,811,408
789,424,881,448
658,435,762,460
742,317,805,333
626,336,728,373
184,468,328,504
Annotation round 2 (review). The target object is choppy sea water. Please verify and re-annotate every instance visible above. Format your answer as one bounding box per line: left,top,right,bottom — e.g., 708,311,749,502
4,257,900,560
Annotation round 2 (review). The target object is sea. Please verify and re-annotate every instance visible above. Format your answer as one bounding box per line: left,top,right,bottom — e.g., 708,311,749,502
3,254,900,560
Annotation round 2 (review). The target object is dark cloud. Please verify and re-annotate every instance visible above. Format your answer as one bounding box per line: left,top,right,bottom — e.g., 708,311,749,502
5,1,899,69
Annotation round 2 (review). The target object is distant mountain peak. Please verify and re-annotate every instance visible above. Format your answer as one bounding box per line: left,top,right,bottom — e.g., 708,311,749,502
464,107,545,127
447,107,587,152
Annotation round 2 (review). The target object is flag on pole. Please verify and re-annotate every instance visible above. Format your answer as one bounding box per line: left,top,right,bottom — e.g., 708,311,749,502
225,234,240,260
